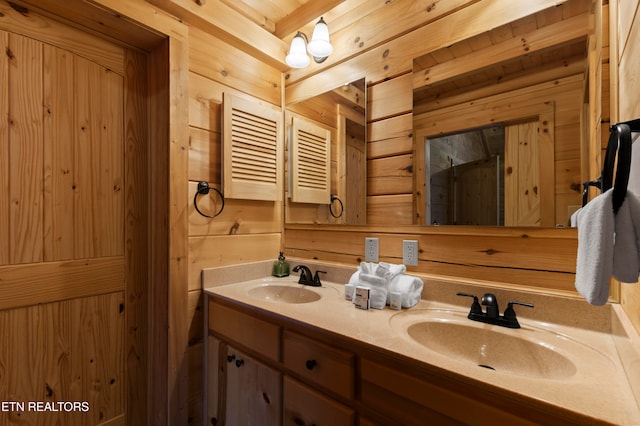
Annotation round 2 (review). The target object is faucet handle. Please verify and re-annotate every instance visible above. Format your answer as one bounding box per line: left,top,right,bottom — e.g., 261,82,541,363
504,301,534,318
456,292,482,315
312,270,326,286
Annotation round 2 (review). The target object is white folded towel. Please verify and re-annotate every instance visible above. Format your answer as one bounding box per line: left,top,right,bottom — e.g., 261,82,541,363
359,262,377,275
377,262,406,281
357,273,388,309
387,274,424,308
575,189,615,306
613,190,640,283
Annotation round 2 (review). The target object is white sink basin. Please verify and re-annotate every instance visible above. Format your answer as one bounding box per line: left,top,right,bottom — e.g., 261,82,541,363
247,282,325,304
391,309,613,380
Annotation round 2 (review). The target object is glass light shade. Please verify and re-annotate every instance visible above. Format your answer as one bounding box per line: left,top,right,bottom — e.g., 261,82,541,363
307,18,333,58
285,33,310,68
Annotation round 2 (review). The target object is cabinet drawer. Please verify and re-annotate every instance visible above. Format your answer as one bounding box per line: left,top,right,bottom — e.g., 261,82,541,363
283,330,354,399
284,376,354,426
209,299,280,361
361,358,535,426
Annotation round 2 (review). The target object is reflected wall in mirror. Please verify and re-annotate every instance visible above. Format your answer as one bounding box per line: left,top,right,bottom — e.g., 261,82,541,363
427,125,505,226
285,78,366,225
413,2,592,227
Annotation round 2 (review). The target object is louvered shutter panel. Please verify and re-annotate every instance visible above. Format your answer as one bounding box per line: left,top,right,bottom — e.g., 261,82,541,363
290,116,331,204
223,94,282,201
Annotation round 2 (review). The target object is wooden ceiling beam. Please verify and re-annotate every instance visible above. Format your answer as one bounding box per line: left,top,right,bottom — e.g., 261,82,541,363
274,0,346,39
413,12,591,91
148,0,289,70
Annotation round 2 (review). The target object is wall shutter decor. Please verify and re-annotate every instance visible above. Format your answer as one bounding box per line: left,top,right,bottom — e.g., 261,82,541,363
290,116,331,204
223,93,282,201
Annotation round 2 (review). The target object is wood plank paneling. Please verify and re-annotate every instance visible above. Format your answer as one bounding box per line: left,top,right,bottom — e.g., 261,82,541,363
188,233,281,291
168,34,190,426
0,1,125,76
189,26,281,105
9,33,43,265
123,48,149,426
74,56,124,259
0,257,125,310
285,0,571,102
368,113,413,159
43,44,75,261
0,31,8,266
367,154,413,196
189,127,221,183
616,0,640,335
367,194,414,225
188,182,281,237
367,74,413,122
284,226,578,291
0,292,125,426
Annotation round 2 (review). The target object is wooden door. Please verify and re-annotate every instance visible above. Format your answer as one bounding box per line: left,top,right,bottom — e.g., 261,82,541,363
0,4,148,425
504,120,541,226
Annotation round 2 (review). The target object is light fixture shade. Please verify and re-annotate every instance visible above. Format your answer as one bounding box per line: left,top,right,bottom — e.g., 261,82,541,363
307,17,333,58
286,33,310,68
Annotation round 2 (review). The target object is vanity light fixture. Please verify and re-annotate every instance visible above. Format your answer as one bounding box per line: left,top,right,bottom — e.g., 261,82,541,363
285,17,333,68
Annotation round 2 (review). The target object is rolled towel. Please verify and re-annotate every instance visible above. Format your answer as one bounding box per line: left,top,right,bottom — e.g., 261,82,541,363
613,191,640,283
358,273,388,309
575,189,615,306
387,274,424,308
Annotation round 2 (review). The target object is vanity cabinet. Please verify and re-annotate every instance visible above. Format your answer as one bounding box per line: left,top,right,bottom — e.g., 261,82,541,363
207,335,282,425
283,376,354,426
223,345,282,425
282,330,355,399
208,299,356,426
208,296,592,426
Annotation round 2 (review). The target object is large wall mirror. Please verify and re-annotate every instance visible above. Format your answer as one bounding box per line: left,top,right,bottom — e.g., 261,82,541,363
285,78,366,225
413,3,593,228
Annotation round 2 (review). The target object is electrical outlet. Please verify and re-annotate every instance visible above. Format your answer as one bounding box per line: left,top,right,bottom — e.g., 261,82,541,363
365,237,379,262
403,240,418,266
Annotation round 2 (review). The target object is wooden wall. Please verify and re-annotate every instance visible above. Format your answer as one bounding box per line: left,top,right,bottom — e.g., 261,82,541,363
613,0,640,333
186,26,284,424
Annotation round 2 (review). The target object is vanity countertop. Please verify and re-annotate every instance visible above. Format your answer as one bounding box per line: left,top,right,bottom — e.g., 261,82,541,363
204,274,640,425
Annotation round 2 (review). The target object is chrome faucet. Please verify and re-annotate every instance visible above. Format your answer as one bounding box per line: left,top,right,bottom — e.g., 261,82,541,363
457,292,533,329
292,265,325,287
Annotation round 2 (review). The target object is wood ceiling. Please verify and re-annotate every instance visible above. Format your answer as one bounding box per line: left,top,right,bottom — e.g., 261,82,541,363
413,0,590,110
148,0,591,92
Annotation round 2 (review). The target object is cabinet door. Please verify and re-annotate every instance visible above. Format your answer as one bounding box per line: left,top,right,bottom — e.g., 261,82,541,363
208,336,222,426
223,345,282,425
283,376,354,426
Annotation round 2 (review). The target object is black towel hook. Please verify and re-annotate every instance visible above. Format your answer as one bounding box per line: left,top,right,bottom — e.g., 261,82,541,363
193,181,225,219
602,122,633,214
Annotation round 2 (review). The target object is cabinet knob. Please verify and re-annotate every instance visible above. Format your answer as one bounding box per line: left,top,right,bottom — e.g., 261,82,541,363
226,354,235,363
305,359,317,370
235,359,244,368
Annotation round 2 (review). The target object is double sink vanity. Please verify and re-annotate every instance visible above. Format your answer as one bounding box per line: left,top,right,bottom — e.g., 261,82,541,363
203,260,640,425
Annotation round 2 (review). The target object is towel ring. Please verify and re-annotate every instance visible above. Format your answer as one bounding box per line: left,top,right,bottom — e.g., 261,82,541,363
602,123,632,214
329,195,344,218
194,181,225,219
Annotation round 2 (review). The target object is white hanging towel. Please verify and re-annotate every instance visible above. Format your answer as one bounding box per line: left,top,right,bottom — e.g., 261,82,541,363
613,190,640,283
575,189,615,305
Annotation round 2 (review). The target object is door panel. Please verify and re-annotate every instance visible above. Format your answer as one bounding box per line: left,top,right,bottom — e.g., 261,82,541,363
0,6,140,425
